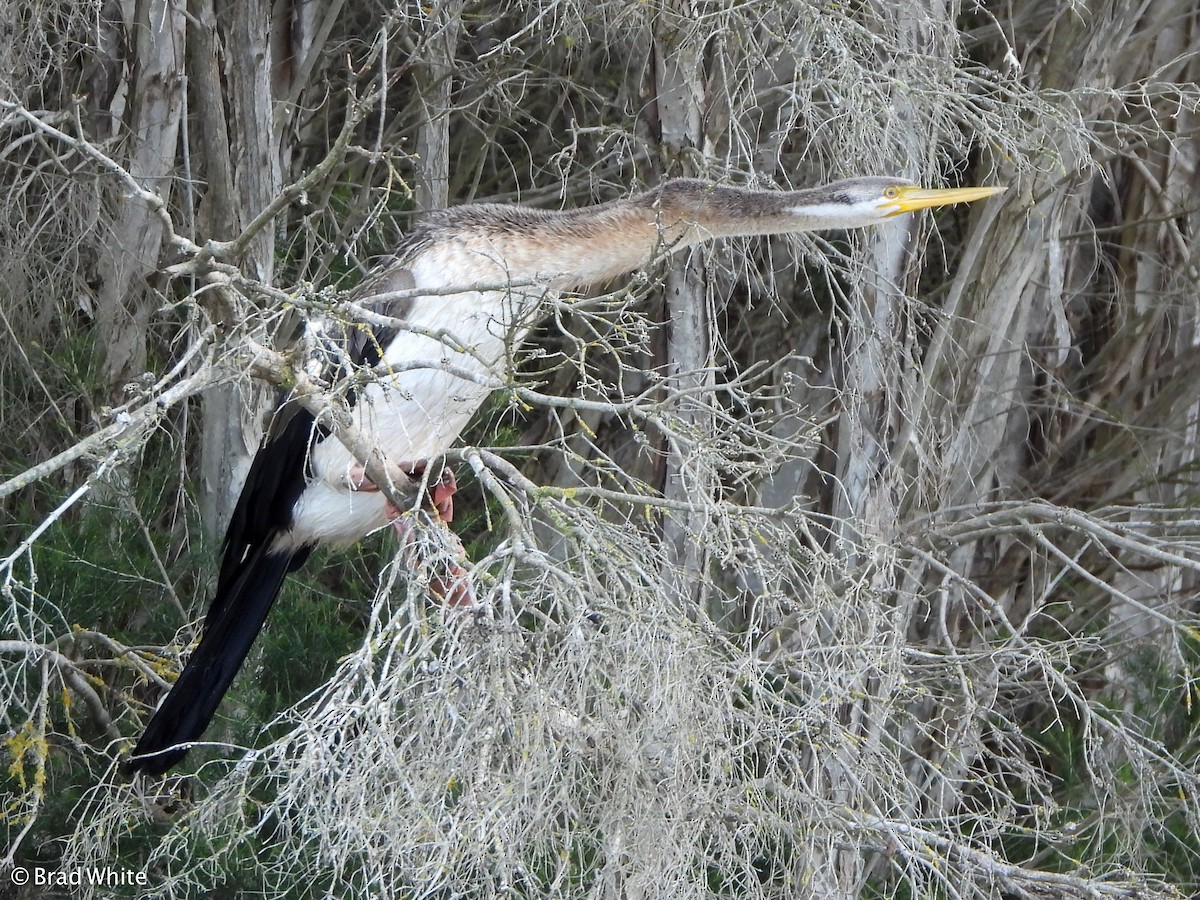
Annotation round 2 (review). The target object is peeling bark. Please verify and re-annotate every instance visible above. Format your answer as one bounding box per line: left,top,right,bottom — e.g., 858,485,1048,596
413,0,463,212
94,0,185,389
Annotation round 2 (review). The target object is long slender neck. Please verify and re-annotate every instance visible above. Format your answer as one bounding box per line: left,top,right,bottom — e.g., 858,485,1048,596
415,179,870,291
630,179,863,242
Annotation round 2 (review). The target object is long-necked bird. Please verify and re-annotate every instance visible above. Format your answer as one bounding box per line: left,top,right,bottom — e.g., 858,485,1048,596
123,176,1004,775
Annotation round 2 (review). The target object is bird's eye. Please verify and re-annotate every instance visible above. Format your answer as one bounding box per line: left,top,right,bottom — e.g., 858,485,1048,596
884,186,900,199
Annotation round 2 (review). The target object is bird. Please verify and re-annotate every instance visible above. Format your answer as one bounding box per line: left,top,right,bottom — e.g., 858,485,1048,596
123,175,1004,775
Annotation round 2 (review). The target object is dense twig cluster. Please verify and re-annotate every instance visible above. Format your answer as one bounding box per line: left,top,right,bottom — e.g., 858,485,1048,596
2,2,1199,898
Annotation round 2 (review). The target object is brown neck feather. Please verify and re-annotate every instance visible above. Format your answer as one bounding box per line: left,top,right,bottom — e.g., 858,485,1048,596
404,179,835,289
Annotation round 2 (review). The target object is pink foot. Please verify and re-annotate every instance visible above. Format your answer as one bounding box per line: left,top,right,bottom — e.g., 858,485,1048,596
348,461,457,521
348,461,473,607
427,561,474,608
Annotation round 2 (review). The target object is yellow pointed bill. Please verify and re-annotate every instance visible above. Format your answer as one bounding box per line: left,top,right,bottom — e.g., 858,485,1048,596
886,184,1006,217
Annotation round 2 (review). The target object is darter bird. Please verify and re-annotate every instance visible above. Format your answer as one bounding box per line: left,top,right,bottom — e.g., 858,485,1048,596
124,175,1004,775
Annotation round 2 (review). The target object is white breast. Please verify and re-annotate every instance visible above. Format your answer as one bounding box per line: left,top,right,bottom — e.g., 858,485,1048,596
281,242,548,549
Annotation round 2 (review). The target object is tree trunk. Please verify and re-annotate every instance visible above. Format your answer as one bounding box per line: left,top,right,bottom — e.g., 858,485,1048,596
653,6,714,611
94,0,185,390
193,0,284,542
413,0,462,212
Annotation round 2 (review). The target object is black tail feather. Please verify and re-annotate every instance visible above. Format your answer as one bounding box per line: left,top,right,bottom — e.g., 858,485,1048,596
123,545,299,776
125,402,321,776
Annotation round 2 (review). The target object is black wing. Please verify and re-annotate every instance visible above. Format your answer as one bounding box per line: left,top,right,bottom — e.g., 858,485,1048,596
125,262,417,776
124,404,324,774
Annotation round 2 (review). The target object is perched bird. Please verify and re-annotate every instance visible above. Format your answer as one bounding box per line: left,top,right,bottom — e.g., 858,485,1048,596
124,176,1004,775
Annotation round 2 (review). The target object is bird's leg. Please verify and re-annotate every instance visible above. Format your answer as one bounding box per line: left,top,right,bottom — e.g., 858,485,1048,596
348,461,473,607
348,462,457,521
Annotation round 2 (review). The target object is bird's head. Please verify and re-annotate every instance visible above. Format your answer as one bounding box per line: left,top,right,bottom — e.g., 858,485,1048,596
791,176,1006,229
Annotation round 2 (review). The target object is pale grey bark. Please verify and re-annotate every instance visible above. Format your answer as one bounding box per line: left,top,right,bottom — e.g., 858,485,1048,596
195,0,288,540
1093,0,1200,706
413,0,463,212
190,0,248,545
653,6,715,610
94,0,186,388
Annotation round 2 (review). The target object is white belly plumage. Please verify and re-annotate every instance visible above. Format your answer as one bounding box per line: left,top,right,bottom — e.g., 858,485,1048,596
284,370,491,548
277,245,546,551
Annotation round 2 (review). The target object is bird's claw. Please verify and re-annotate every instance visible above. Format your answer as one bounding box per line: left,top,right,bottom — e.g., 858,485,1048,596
347,460,457,523
347,460,472,607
